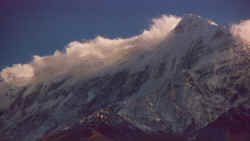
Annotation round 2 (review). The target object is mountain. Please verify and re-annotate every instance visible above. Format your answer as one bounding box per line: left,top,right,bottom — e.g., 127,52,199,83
1,14,250,141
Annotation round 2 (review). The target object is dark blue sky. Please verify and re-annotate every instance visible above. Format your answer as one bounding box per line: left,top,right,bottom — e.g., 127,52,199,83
1,0,250,69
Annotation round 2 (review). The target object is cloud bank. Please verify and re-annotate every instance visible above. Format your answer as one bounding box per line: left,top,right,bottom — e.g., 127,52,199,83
0,15,181,87
230,20,250,43
1,14,250,87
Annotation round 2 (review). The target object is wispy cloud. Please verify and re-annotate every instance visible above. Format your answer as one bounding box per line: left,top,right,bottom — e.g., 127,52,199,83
0,15,181,87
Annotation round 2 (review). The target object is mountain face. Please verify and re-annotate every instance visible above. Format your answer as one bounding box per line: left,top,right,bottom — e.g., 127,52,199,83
1,14,250,141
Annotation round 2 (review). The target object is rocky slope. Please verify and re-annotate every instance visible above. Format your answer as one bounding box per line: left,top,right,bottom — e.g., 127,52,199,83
1,14,250,141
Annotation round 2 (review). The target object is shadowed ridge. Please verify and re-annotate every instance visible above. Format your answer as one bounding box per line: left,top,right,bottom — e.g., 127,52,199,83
194,107,250,141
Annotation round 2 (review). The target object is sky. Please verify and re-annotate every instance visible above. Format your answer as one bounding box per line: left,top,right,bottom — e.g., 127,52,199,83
0,0,250,69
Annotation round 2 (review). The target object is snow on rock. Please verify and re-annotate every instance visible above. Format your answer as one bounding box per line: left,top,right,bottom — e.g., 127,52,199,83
1,14,250,141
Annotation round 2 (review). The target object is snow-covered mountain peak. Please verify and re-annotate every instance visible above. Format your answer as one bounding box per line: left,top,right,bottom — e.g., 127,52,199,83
174,14,219,34
1,14,250,141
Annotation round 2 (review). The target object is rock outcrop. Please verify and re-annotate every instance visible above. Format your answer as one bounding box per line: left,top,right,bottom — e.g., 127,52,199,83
0,14,250,141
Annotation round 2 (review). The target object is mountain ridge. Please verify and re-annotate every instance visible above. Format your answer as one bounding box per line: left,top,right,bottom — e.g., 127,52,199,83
0,14,250,141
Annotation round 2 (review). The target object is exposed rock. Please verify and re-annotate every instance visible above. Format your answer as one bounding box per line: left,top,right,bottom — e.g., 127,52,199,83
1,14,250,141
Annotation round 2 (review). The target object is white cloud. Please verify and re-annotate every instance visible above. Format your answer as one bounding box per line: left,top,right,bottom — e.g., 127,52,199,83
230,20,250,43
0,15,181,87
0,64,34,87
